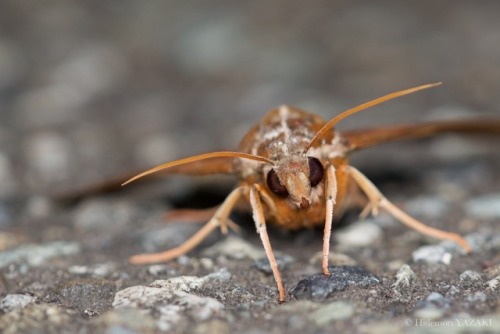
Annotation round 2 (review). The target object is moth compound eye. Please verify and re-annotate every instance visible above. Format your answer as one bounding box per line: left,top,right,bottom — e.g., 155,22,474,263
266,169,288,197
308,157,324,187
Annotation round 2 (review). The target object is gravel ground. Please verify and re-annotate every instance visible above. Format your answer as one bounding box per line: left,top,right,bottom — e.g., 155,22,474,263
1,1,500,333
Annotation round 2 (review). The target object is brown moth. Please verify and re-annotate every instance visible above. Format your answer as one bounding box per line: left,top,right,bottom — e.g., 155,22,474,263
122,83,500,302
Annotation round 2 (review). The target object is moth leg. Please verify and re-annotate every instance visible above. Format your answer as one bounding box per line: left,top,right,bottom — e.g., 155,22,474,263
250,186,286,303
130,186,244,264
345,166,472,253
164,206,240,234
322,165,338,276
164,206,219,222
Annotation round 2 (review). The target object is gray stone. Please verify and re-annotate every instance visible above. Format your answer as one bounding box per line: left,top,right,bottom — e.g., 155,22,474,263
412,245,452,264
292,266,379,300
459,270,483,289
485,276,500,291
202,236,265,260
415,292,452,310
0,294,36,313
113,284,224,332
335,220,383,248
464,230,500,252
150,268,231,292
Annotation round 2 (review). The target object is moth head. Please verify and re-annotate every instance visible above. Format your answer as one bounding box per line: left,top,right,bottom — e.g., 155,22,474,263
266,156,324,208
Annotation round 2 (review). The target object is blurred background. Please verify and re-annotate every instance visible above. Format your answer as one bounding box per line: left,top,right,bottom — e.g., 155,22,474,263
1,0,500,199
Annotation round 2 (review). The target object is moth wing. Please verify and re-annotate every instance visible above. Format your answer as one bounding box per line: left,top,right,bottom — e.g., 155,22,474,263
53,155,236,201
343,119,500,152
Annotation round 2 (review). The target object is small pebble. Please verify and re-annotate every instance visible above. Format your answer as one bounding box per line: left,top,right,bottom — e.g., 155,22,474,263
464,230,500,252
485,276,500,291
411,245,452,264
150,268,231,292
335,220,383,248
292,266,379,300
147,264,171,276
415,292,451,310
459,270,483,289
199,258,214,270
0,294,36,313
202,236,265,260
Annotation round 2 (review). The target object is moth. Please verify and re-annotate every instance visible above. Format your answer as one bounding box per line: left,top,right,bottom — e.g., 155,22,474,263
122,83,500,302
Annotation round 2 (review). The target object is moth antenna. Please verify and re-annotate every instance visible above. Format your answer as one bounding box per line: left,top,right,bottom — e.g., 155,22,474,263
122,151,272,186
304,82,442,152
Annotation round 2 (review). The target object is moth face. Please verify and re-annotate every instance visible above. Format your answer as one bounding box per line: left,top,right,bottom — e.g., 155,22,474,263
266,156,324,208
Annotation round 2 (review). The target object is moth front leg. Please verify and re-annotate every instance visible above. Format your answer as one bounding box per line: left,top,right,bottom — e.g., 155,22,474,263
249,186,286,303
164,206,240,235
322,164,338,276
345,165,472,253
130,186,244,264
